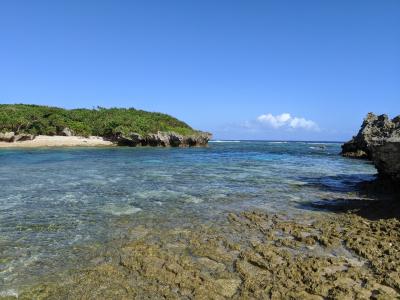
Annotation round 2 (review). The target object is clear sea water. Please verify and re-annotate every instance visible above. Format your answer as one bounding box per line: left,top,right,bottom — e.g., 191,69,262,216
0,141,376,294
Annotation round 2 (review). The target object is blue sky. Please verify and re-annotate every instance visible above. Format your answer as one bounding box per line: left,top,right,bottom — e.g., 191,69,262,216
0,0,399,141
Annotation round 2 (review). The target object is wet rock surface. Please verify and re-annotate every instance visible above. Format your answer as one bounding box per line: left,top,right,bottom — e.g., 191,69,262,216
342,113,400,182
370,141,400,182
115,131,212,147
11,209,400,300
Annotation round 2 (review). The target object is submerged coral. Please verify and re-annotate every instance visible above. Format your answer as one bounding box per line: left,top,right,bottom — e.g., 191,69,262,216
11,209,400,300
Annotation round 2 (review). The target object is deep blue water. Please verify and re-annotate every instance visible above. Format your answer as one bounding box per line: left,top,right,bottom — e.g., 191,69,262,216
0,141,376,294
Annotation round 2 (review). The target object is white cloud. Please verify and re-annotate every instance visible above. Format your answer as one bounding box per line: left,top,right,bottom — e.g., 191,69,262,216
257,113,319,131
257,113,291,128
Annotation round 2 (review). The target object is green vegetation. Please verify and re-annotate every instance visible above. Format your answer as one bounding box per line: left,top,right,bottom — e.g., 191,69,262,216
0,104,198,137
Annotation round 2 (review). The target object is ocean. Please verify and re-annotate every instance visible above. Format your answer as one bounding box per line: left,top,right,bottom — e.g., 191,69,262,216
0,141,376,294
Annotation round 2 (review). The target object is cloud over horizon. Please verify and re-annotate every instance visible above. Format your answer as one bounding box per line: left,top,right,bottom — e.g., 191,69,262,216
256,113,319,131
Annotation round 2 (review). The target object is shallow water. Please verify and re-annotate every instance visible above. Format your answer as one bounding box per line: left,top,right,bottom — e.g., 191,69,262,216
0,141,376,293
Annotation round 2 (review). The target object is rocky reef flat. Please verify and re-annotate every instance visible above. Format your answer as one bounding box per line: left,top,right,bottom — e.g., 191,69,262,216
8,204,400,300
1,134,398,299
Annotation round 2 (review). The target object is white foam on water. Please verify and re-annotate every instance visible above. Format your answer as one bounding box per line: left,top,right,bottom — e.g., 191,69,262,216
0,289,19,297
287,195,301,201
307,142,328,145
286,179,307,186
307,142,341,145
209,140,240,143
107,177,121,183
60,193,79,203
71,234,83,244
183,195,203,204
0,198,18,211
210,193,227,200
135,189,181,202
103,204,142,216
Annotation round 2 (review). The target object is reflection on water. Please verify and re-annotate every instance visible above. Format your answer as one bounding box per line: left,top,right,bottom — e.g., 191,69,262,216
0,141,376,293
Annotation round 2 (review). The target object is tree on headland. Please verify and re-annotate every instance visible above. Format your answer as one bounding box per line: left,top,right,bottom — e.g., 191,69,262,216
0,104,198,138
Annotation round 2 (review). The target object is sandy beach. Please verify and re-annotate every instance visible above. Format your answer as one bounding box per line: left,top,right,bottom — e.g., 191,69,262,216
0,135,115,148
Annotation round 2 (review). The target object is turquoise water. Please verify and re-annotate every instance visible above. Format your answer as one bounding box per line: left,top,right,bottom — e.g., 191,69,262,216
0,141,376,294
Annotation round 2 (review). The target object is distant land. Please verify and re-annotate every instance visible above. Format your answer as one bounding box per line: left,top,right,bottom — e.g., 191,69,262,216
0,104,211,147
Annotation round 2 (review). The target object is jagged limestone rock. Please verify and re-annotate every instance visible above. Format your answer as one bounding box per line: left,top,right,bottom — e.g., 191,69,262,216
0,131,15,142
13,133,35,142
115,131,212,147
342,113,400,182
60,127,73,136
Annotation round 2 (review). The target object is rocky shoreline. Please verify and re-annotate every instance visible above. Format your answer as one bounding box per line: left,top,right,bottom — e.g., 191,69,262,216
2,116,400,299
8,206,400,299
342,113,400,182
0,130,212,148
114,131,212,147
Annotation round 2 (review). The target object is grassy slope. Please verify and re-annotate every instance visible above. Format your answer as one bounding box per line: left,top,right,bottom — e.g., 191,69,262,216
0,104,198,137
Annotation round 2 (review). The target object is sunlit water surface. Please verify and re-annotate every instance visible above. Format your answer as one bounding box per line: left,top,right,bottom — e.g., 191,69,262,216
0,141,376,294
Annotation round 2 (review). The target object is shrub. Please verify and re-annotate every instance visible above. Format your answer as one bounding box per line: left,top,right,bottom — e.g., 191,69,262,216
0,104,198,137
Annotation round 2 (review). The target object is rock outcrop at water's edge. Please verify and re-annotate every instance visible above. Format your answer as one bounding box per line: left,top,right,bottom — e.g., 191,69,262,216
341,112,400,182
114,131,212,147
0,132,35,142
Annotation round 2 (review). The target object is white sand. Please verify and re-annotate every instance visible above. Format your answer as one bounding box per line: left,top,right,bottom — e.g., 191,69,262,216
0,135,115,148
